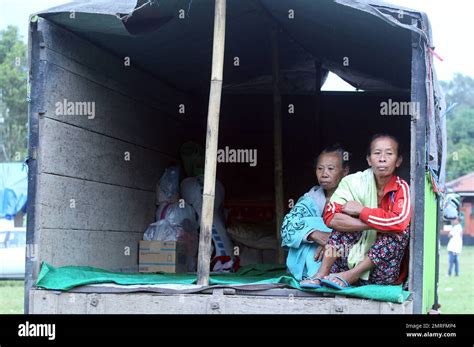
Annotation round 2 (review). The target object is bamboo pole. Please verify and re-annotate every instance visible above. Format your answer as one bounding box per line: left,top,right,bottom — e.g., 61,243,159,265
197,0,227,286
270,23,286,265
314,61,323,155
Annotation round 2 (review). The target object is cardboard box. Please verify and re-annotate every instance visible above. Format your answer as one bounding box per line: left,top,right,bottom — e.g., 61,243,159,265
139,240,188,273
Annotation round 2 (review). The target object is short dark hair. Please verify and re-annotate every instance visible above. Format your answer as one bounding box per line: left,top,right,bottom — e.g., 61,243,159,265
366,134,402,157
314,144,350,170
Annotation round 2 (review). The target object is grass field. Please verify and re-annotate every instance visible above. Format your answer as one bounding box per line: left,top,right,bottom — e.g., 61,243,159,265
0,247,472,314
437,245,474,314
0,280,24,314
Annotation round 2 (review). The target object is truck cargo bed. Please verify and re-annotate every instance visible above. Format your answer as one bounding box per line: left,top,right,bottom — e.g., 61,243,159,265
30,288,413,314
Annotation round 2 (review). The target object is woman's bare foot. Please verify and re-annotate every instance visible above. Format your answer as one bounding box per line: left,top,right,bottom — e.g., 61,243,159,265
300,277,322,286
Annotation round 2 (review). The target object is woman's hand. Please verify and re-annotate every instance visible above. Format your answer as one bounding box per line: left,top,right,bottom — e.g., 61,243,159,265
309,230,330,245
342,201,364,217
314,245,324,262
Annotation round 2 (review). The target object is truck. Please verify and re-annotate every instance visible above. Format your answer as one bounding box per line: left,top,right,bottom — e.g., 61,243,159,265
25,0,446,314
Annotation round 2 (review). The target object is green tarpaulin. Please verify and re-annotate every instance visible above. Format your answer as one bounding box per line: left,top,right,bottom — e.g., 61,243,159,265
36,262,411,304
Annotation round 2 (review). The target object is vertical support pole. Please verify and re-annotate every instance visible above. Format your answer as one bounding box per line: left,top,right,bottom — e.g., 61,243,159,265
270,24,285,265
409,24,427,314
197,0,227,286
24,17,43,314
314,61,323,158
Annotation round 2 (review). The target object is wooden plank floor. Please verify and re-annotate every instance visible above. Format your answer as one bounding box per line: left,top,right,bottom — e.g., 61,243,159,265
30,289,413,314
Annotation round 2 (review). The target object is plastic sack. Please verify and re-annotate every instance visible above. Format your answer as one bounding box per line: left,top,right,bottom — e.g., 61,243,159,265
180,176,233,259
156,202,199,231
143,219,177,241
156,166,180,204
180,176,224,213
443,193,461,221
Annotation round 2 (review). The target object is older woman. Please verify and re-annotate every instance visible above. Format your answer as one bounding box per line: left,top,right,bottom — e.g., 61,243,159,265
280,145,349,282
305,134,411,289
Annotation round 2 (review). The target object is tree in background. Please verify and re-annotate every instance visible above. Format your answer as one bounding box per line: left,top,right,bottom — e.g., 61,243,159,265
440,74,474,182
441,73,474,109
445,107,474,181
0,25,27,162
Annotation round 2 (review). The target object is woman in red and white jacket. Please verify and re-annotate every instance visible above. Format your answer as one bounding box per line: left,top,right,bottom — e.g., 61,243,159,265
303,134,411,289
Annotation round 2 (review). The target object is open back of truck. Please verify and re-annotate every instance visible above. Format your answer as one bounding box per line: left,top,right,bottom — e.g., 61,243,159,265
25,0,446,314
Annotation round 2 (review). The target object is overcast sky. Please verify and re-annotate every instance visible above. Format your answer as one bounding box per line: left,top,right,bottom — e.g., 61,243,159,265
0,0,472,90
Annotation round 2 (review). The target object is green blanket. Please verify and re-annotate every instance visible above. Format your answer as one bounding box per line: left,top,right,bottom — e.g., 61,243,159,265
36,262,411,304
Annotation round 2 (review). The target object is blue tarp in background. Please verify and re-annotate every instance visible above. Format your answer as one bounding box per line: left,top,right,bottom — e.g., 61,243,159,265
0,163,28,219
